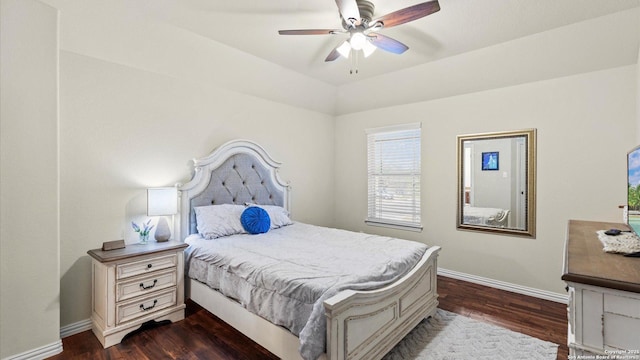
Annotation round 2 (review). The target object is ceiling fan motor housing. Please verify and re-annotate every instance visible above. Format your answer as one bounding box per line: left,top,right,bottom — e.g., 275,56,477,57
342,0,375,28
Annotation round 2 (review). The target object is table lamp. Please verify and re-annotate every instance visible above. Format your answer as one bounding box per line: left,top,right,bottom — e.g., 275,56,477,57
147,187,178,242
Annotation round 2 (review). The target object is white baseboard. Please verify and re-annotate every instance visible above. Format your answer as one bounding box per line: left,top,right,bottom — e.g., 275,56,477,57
438,267,568,304
59,318,92,338
2,340,62,360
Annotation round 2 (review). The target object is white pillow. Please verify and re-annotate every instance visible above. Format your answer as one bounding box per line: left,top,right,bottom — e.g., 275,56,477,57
194,204,246,239
244,204,293,229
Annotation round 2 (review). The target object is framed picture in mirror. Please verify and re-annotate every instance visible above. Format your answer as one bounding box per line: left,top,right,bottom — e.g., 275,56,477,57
481,152,499,171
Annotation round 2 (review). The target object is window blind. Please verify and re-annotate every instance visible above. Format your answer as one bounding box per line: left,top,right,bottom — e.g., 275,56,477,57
366,123,422,230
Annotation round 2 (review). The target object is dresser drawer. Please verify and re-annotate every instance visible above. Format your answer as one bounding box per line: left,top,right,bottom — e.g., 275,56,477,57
117,254,177,280
116,269,177,302
116,288,177,325
604,312,640,350
604,293,640,350
604,293,640,318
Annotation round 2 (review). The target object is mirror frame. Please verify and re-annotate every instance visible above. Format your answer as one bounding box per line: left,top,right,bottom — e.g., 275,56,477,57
456,129,537,237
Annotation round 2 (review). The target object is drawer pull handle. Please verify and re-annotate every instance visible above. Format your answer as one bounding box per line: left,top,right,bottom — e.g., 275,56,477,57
139,279,157,290
147,264,153,269
140,300,158,311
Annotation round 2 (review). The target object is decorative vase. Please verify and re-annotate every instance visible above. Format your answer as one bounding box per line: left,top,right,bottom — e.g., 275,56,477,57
154,217,171,242
139,233,149,244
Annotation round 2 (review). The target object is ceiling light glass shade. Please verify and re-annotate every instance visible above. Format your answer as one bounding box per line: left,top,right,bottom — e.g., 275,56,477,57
336,41,351,59
362,40,376,58
349,32,367,50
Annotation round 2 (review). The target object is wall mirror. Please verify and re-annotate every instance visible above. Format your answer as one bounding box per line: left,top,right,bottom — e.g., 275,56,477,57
457,129,536,237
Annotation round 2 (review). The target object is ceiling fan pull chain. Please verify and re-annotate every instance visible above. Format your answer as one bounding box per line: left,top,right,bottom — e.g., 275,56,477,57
350,50,359,74
349,49,354,74
355,51,359,74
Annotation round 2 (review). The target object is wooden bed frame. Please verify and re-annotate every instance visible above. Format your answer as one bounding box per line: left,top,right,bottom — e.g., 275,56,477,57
176,139,440,360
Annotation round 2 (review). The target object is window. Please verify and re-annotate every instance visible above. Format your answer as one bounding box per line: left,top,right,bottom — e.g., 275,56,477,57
366,123,422,231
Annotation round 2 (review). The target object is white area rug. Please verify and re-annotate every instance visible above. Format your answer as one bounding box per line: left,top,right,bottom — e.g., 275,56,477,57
383,309,558,360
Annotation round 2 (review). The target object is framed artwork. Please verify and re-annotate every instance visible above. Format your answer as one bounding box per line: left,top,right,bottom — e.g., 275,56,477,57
482,151,499,171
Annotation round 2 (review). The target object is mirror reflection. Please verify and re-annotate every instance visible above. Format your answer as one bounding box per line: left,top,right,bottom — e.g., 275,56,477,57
457,129,536,237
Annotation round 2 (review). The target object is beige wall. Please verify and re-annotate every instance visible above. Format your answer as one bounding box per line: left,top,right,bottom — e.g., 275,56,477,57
59,52,335,326
50,0,336,330
2,2,639,356
0,0,61,358
334,65,637,295
638,32,640,143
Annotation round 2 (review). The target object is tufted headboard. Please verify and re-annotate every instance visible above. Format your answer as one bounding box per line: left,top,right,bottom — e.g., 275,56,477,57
176,140,290,240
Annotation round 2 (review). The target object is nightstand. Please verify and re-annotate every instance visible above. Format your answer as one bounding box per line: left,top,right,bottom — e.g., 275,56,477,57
87,241,188,348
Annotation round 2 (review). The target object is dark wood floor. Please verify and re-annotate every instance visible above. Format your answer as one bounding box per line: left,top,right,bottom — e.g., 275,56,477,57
47,275,568,360
437,276,568,360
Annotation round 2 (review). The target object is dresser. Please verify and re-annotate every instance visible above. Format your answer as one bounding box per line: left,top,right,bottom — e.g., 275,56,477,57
562,220,640,356
88,241,188,348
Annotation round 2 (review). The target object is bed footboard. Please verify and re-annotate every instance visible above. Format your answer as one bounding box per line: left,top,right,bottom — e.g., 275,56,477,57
324,246,440,360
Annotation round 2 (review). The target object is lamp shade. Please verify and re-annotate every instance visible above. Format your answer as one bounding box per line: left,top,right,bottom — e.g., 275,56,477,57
147,187,178,216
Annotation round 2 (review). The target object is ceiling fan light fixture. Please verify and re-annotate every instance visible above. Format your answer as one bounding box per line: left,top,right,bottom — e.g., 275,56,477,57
362,40,376,57
336,41,351,59
349,32,367,50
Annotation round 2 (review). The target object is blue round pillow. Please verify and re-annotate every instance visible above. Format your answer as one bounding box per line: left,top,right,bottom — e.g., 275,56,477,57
241,206,271,234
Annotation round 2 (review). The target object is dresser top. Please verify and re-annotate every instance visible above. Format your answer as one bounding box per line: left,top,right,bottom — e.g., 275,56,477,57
88,241,188,263
562,219,640,293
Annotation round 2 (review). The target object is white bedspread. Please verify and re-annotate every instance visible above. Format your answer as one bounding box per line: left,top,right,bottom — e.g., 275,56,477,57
185,222,428,360
463,206,506,225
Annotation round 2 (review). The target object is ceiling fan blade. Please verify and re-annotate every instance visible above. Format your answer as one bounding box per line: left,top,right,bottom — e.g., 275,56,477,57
369,33,409,54
325,48,341,62
278,29,342,35
372,0,440,29
335,0,360,24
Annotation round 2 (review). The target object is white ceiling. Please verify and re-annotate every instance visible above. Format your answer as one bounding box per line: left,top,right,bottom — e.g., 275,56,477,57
142,0,640,85
41,0,640,89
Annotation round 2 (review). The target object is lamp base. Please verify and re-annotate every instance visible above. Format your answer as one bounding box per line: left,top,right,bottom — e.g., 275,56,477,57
154,217,171,242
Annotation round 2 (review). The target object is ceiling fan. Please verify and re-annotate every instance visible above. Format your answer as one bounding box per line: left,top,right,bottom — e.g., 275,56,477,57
278,0,440,67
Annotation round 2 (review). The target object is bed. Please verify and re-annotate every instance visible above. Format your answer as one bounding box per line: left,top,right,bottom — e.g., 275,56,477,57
463,206,509,227
176,139,440,360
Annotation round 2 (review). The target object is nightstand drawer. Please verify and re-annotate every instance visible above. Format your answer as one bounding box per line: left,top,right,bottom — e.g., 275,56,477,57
116,269,177,302
116,288,177,325
117,254,177,280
